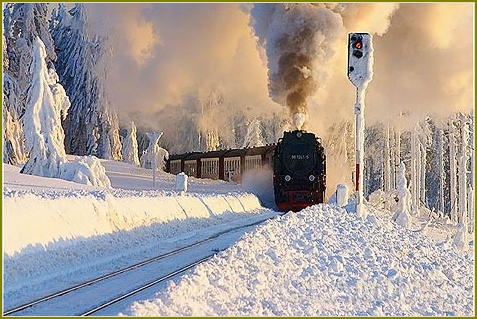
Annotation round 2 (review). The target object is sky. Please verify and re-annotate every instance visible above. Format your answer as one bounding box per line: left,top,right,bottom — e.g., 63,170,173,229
79,2,474,135
3,159,474,316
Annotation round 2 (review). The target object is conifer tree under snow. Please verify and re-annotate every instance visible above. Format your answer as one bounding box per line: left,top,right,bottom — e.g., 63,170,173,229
20,37,70,177
20,37,111,188
50,3,122,160
2,3,56,164
3,34,25,164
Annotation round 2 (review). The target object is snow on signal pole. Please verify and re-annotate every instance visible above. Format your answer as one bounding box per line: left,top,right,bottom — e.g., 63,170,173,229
347,32,374,217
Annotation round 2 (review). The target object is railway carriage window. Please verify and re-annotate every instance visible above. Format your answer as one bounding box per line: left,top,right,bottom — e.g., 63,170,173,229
170,161,182,175
244,155,262,171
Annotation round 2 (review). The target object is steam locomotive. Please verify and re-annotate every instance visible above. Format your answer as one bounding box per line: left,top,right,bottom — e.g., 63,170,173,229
273,130,326,211
166,130,326,212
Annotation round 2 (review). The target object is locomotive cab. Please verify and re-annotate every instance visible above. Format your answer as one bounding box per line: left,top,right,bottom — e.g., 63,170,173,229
273,130,326,212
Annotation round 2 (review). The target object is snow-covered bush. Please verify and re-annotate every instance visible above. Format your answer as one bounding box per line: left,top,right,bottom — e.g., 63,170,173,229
452,222,469,251
368,189,398,211
59,156,111,188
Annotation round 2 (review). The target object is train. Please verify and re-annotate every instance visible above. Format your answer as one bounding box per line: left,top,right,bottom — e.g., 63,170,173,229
166,130,326,212
273,130,326,211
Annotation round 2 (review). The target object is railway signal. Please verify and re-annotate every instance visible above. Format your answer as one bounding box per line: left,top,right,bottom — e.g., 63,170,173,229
347,33,373,88
347,32,374,217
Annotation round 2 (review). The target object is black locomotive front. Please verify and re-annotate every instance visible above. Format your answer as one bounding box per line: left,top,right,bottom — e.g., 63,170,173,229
273,130,326,211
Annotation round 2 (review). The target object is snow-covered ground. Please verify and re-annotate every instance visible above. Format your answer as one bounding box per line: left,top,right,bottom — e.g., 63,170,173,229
3,159,474,316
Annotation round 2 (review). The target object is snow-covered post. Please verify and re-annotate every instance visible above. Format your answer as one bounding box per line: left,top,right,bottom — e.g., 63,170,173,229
146,131,163,187
347,33,374,217
175,172,188,195
336,184,349,207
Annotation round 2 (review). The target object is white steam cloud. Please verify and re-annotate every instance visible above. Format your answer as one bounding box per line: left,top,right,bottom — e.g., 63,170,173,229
83,3,472,134
85,3,279,132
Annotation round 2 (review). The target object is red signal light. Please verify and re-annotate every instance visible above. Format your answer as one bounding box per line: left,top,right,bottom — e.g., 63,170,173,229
355,41,362,49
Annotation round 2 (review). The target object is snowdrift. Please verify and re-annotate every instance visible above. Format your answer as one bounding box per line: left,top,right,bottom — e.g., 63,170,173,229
124,204,474,316
3,189,263,257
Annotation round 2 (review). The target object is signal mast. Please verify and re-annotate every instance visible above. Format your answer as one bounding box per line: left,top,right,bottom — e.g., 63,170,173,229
347,33,374,216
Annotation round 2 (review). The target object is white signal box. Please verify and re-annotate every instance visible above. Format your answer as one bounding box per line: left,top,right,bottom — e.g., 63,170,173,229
347,33,373,88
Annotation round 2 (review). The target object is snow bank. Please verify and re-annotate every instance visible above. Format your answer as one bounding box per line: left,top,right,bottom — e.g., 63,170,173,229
124,204,474,316
3,190,263,257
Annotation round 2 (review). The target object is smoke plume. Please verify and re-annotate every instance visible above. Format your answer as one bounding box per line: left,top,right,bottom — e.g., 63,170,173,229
252,4,346,129
251,3,403,131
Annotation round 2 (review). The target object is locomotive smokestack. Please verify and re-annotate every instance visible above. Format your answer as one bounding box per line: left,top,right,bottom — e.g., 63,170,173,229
293,112,306,130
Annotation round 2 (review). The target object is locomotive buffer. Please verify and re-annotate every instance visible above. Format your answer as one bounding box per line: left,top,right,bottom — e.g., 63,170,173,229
347,33,374,216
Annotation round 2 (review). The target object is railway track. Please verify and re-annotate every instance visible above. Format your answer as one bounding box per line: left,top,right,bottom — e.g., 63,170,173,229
4,216,276,316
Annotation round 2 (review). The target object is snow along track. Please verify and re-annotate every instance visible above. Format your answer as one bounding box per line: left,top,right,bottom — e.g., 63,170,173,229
3,217,276,316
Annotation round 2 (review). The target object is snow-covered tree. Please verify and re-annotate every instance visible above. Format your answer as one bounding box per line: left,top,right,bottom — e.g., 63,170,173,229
3,3,56,99
19,37,111,189
50,3,121,160
140,132,170,171
259,109,289,144
3,34,26,164
122,121,140,166
20,37,70,177
197,90,223,151
410,125,419,212
383,124,392,192
3,105,26,164
323,120,355,192
448,117,459,222
437,126,445,214
364,124,385,197
392,162,411,229
458,118,471,224
3,3,56,164
242,119,265,148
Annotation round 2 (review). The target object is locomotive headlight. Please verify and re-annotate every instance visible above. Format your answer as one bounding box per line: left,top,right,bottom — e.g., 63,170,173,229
285,175,291,182
296,132,302,138
309,175,316,182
